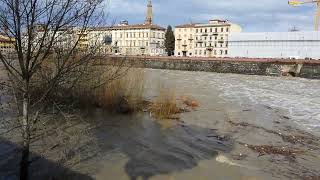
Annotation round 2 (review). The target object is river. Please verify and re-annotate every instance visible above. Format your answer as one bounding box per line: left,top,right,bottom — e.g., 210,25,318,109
94,69,320,180
1,69,320,180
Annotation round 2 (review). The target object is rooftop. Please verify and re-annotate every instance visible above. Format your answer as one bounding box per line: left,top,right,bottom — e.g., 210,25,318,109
175,19,232,28
92,24,166,31
175,24,196,28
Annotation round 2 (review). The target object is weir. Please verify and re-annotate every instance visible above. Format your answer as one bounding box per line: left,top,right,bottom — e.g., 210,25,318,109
106,56,320,79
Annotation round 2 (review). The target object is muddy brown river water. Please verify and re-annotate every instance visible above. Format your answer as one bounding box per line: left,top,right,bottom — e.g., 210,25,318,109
1,69,320,180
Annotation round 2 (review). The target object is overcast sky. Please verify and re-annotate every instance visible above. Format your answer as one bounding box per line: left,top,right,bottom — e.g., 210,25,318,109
106,0,316,32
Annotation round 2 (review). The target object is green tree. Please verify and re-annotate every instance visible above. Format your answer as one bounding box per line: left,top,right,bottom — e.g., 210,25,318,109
164,25,175,56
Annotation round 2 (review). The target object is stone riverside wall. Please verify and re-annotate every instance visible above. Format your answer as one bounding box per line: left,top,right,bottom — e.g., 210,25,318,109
105,56,320,79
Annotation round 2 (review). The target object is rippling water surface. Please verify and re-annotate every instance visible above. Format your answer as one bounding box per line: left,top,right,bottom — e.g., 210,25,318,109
145,69,320,135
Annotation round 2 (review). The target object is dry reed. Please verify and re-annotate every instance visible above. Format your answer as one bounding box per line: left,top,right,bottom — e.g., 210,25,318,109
94,68,145,112
149,87,181,120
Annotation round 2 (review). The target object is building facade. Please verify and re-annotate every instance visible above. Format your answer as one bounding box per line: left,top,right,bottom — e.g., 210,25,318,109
89,23,165,56
88,0,166,56
0,34,14,55
175,19,242,57
228,31,320,59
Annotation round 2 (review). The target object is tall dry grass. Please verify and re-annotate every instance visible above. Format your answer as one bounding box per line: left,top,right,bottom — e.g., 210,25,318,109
149,86,181,120
94,68,145,112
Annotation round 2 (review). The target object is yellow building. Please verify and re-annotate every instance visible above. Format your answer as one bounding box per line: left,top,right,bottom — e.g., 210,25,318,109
175,19,242,57
0,34,14,54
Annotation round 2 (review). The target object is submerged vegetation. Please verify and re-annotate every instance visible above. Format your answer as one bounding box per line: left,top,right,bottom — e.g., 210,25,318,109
149,87,181,120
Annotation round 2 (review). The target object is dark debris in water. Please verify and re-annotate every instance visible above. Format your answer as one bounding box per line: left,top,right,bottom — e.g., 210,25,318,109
302,176,320,180
239,142,304,158
227,120,319,148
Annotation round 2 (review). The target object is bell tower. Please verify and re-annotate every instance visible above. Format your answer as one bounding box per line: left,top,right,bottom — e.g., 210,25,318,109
145,0,153,25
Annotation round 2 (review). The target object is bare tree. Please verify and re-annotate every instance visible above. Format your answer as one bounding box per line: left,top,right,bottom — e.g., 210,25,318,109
0,0,107,179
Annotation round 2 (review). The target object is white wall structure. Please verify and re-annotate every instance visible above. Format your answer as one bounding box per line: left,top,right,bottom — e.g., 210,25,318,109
228,31,320,59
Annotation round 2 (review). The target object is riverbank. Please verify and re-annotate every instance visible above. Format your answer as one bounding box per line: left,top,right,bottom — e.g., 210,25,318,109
107,56,320,79
1,69,320,179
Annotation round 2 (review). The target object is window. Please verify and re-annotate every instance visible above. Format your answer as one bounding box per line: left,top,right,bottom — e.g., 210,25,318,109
195,50,197,55
221,28,224,32
225,50,228,55
210,28,212,32
178,52,180,55
205,29,207,33
226,27,229,32
196,29,198,33
215,28,217,32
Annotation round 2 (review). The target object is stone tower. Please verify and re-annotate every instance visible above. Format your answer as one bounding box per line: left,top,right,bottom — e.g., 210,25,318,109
145,0,153,25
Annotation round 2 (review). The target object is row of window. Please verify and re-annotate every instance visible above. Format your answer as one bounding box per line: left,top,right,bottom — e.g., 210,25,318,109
194,49,228,56
196,42,228,48
0,46,13,49
115,40,164,47
114,32,164,39
196,35,226,41
196,27,229,33
177,34,228,41
176,43,228,49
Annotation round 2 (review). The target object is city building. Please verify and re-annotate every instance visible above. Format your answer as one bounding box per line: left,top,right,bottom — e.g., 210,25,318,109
0,33,14,55
175,19,242,57
228,31,320,59
88,0,166,56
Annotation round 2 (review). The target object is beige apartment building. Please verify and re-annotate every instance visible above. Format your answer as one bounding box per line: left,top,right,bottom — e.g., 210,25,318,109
88,0,166,56
175,19,242,57
89,22,165,56
0,33,14,55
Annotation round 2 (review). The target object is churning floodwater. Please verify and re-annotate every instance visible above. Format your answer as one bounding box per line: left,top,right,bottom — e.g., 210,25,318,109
1,68,320,180
145,69,320,135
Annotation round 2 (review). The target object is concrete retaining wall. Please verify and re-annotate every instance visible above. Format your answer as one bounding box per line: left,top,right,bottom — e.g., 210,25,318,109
106,56,320,79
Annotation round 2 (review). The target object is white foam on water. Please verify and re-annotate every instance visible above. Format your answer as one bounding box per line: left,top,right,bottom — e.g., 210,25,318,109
147,69,320,135
206,73,320,134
